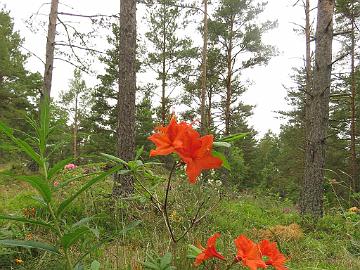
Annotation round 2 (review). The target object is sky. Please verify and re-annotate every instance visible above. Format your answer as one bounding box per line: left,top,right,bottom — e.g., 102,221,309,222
1,0,308,136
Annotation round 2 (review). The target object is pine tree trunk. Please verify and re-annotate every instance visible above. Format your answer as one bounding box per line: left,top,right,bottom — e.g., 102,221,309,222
301,0,334,218
224,17,234,135
73,94,78,160
350,16,358,192
200,0,208,134
161,2,167,125
305,0,312,101
113,0,136,197
42,0,59,100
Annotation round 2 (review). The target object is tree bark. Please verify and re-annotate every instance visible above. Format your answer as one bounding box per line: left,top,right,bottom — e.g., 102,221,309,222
301,0,335,218
350,15,357,192
113,0,136,197
200,0,208,134
73,93,78,160
224,16,234,135
305,0,312,98
161,1,167,125
42,0,59,101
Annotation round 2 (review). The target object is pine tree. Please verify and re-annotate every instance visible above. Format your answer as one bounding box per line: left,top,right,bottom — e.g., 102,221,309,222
0,9,42,162
208,0,277,135
59,69,92,159
145,0,195,124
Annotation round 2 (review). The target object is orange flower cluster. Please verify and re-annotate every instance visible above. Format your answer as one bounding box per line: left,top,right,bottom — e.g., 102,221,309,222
148,116,223,183
195,233,287,270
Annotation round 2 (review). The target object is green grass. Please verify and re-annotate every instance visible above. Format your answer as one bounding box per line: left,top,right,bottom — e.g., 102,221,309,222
0,163,359,269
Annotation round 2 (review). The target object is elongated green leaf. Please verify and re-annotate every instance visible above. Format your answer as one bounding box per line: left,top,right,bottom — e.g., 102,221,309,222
47,157,74,180
212,150,230,170
39,98,50,155
0,121,42,166
61,226,90,250
142,262,158,270
100,153,128,166
0,215,56,232
0,239,60,254
135,146,144,160
219,132,248,142
57,164,125,216
16,175,52,202
187,244,202,259
213,141,231,148
71,214,106,229
57,172,102,189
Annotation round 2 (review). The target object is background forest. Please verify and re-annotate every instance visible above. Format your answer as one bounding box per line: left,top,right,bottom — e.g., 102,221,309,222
0,0,359,269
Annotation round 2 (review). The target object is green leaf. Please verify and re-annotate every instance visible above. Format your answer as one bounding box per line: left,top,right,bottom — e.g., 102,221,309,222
100,153,128,166
160,252,172,269
187,244,202,259
135,146,144,160
16,175,52,202
0,215,56,232
90,260,101,270
61,227,90,250
57,172,102,189
219,132,248,142
0,239,60,254
57,164,125,216
0,121,42,166
212,150,230,170
47,157,74,180
213,141,231,148
142,261,159,270
39,98,50,155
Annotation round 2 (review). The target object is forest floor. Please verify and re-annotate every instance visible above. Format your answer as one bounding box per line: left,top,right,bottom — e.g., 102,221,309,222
0,163,359,270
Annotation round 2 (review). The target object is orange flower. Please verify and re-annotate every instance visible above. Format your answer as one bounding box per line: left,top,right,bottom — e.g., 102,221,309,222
259,240,287,270
148,116,222,183
234,235,266,270
177,129,222,183
148,116,190,157
194,233,225,266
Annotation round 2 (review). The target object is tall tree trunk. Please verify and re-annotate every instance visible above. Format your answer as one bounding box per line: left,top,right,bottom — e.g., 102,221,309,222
301,0,335,218
305,0,312,102
200,0,208,134
224,17,234,135
73,93,78,160
113,0,137,197
350,15,357,192
42,0,59,101
161,2,167,125
207,87,213,131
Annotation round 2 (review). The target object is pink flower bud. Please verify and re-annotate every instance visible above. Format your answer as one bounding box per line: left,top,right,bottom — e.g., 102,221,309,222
64,163,77,170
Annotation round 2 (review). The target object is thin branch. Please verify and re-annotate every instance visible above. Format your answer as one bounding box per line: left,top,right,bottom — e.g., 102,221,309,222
57,16,89,71
20,45,45,65
55,42,105,54
58,12,118,19
53,57,89,73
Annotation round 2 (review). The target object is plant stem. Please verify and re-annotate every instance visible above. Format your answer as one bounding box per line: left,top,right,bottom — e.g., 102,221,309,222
48,203,73,270
163,162,177,242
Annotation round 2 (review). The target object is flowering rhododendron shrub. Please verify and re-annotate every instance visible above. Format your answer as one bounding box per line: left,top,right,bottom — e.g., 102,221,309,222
191,234,288,269
148,116,222,183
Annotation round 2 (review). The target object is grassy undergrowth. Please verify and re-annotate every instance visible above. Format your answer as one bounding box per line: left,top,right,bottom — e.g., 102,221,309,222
0,164,359,270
